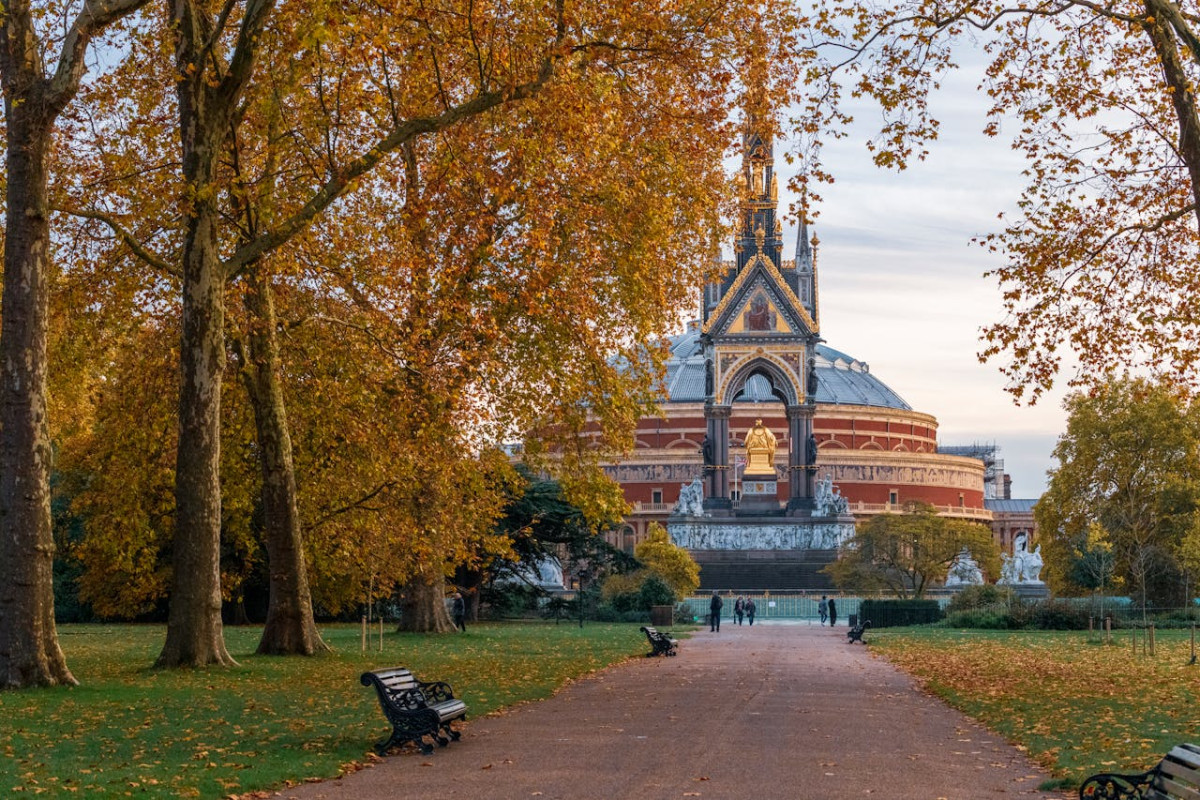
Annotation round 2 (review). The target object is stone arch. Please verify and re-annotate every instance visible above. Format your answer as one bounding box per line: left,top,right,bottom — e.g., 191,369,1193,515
861,441,884,451
719,355,801,406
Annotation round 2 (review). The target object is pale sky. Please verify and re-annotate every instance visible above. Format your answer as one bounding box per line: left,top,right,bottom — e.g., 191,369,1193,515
780,59,1069,499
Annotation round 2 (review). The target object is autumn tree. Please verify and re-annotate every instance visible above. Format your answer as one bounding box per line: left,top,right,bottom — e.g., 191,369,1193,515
799,0,1200,401
635,524,700,600
827,502,1000,599
0,0,158,689
55,0,802,650
1035,378,1200,608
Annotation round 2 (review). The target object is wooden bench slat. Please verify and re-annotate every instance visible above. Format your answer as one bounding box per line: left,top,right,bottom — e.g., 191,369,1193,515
1156,776,1200,800
1082,744,1200,800
1168,748,1200,772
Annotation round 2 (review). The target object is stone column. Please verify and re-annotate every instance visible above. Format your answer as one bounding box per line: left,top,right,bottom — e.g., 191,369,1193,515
704,404,732,512
786,405,816,512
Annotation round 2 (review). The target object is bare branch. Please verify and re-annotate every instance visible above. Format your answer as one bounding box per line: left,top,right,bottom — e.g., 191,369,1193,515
55,204,180,277
47,0,154,113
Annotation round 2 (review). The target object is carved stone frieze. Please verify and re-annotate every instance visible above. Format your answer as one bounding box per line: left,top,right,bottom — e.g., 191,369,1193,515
667,519,855,550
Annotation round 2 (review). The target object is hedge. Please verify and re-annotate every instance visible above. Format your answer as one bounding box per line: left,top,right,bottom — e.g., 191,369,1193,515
859,599,944,628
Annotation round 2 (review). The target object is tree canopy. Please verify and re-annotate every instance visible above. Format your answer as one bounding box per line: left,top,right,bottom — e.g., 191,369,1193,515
826,501,1000,598
795,0,1200,402
1036,378,1200,607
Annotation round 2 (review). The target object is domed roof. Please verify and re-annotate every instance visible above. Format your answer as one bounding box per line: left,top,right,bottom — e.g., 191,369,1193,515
661,329,910,410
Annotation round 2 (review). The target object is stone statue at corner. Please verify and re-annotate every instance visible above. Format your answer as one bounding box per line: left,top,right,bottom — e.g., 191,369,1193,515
673,478,706,517
945,547,984,586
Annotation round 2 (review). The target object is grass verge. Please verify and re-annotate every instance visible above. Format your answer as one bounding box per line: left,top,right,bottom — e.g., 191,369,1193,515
3,621,651,798
870,627,1200,787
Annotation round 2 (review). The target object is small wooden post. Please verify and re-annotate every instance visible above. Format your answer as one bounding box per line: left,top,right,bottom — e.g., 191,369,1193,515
361,615,367,653
1149,623,1156,656
1133,626,1138,655
378,617,384,652
1105,616,1112,645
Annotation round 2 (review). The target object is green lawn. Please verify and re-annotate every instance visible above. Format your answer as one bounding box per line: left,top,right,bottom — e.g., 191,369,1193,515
870,627,1200,786
3,622,651,798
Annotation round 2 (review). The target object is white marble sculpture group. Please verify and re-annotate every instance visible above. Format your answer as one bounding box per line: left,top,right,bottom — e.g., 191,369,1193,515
998,532,1044,585
673,477,706,517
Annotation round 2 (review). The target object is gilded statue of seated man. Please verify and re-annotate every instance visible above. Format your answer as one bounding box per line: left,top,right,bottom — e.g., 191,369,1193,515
743,418,777,477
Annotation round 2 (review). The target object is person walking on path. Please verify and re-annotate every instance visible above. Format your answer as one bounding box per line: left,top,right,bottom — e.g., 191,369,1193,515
818,595,828,626
709,590,723,632
828,596,838,627
452,591,467,632
745,597,756,625
734,596,745,626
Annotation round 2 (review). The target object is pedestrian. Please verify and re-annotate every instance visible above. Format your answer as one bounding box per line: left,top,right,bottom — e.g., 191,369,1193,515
735,595,745,626
828,596,838,627
745,597,756,625
452,591,467,632
709,590,723,632
818,595,828,626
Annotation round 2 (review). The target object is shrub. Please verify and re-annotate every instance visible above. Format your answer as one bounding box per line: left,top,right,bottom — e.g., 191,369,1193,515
946,585,1014,614
1027,599,1091,630
943,608,1015,629
638,574,676,609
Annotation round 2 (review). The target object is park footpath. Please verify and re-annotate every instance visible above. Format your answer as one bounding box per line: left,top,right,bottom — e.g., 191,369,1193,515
272,624,1068,800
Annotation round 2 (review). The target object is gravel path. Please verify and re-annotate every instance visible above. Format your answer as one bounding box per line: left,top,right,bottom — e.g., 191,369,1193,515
272,623,1067,800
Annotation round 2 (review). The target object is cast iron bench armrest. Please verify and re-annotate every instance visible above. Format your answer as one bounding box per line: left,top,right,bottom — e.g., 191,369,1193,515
1080,744,1200,799
361,667,467,756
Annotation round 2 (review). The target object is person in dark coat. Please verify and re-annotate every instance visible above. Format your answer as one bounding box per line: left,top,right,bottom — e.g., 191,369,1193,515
745,597,757,625
734,596,745,626
709,591,723,632
827,597,838,627
452,591,467,632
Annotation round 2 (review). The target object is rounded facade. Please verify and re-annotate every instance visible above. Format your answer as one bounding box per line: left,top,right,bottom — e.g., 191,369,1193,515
603,325,989,549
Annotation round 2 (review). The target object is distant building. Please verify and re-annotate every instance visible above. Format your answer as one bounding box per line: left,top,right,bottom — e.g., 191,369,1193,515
589,95,1005,561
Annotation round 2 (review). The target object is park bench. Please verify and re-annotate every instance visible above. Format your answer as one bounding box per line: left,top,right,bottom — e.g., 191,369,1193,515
640,625,678,657
360,667,467,756
1079,743,1200,799
847,619,870,644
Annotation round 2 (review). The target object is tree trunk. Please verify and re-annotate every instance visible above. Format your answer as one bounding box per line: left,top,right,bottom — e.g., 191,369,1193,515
156,41,235,666
0,106,77,688
397,570,457,633
157,187,235,667
239,271,329,655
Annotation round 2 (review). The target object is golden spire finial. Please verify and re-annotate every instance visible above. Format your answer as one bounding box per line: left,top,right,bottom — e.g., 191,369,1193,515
755,224,765,251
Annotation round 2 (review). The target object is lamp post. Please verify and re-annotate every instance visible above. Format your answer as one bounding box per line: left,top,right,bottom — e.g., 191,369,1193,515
577,567,591,629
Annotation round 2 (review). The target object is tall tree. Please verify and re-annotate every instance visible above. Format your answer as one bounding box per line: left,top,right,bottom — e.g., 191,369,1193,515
806,0,1200,400
827,501,1000,598
1035,378,1200,607
60,0,786,649
0,0,152,689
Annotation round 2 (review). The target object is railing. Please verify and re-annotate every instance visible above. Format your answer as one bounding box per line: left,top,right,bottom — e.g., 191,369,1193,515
682,592,954,622
630,501,991,518
847,502,991,519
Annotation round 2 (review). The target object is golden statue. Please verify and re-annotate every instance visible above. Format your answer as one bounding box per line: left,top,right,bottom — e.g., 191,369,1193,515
743,419,777,478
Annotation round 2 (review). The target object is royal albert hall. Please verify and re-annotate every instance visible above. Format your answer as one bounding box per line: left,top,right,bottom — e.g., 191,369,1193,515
598,122,999,558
